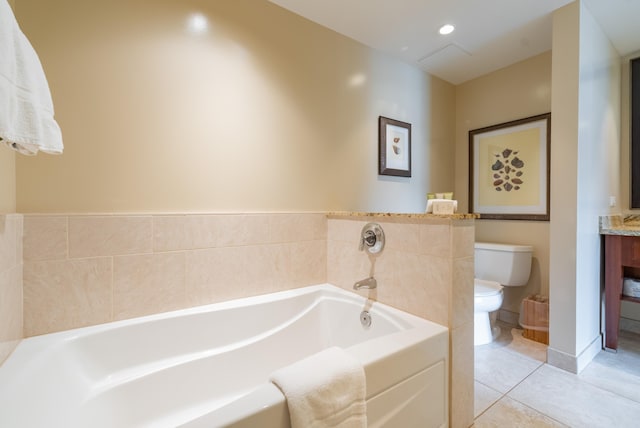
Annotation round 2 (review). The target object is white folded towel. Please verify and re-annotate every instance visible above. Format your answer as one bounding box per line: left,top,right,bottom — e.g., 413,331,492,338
0,0,63,155
270,347,367,428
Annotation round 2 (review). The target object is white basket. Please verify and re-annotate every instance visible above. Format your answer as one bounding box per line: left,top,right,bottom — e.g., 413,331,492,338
623,278,640,298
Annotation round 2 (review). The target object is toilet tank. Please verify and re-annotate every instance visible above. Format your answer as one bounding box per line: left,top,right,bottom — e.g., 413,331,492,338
474,242,533,286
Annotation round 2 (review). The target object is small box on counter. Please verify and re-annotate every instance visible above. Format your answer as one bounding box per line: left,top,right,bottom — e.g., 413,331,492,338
426,199,458,214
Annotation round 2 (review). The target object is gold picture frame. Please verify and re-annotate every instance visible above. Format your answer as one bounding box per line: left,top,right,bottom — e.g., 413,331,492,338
469,113,551,220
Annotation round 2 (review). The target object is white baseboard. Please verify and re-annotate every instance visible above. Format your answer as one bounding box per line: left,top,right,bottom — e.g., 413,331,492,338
547,334,602,374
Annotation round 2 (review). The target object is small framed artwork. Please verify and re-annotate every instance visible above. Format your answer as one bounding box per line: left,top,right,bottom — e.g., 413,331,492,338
469,113,551,221
379,116,411,177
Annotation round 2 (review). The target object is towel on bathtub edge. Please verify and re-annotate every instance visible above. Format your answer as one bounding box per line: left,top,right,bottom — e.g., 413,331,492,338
269,346,367,428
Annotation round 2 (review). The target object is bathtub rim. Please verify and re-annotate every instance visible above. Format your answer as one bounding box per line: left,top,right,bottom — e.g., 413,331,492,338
11,283,441,346
1,283,449,427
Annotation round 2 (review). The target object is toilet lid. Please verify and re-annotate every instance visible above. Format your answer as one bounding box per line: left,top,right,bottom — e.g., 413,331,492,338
474,279,503,296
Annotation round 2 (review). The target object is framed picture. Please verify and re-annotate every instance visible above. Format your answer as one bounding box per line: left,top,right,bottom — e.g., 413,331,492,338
469,113,551,221
379,116,411,177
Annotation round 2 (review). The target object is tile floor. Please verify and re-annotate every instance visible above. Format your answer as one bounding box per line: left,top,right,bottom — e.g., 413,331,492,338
473,321,640,427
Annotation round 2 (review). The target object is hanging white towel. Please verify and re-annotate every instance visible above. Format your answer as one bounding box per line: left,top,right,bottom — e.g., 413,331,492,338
270,347,367,428
0,0,63,155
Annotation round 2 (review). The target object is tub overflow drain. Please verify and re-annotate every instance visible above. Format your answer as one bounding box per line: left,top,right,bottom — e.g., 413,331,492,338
360,310,372,327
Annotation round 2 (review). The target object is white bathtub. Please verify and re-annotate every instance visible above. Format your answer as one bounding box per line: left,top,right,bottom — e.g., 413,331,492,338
0,284,448,427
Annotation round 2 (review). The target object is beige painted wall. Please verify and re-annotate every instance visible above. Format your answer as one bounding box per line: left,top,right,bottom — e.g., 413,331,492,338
455,52,552,313
0,1,16,214
15,0,455,214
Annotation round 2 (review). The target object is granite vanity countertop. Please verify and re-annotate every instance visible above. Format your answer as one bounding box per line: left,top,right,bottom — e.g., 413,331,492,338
327,211,479,220
599,215,640,236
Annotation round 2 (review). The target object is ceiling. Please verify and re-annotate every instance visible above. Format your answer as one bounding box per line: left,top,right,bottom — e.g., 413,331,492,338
269,0,640,85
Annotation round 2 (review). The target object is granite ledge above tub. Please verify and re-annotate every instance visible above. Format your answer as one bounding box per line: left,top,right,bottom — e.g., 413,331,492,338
599,215,640,236
327,211,479,223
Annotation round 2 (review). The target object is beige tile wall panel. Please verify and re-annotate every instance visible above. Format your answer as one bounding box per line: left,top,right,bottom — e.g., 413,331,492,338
0,266,22,365
326,215,475,428
113,253,186,320
152,215,207,253
268,213,327,243
23,258,113,336
0,215,22,365
419,223,452,257
452,257,475,329
289,240,327,287
0,215,17,273
450,322,475,428
214,215,272,248
185,247,249,307
23,216,68,261
68,216,153,258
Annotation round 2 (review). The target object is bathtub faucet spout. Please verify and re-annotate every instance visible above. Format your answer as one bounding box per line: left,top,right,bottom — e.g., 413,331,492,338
353,276,377,290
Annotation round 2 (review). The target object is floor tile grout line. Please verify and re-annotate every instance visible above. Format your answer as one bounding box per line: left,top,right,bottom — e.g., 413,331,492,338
474,325,640,426
506,361,640,426
505,394,571,427
473,329,550,424
577,360,640,405
473,369,542,422
474,374,569,426
473,391,507,420
574,370,640,408
472,379,505,419
500,359,545,396
475,348,545,396
474,378,503,393
576,375,640,405
473,341,546,421
493,363,571,426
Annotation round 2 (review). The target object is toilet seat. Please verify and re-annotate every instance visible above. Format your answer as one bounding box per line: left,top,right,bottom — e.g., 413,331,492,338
474,279,503,296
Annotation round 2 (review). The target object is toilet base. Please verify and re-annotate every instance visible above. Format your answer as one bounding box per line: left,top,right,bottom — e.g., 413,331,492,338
474,311,500,346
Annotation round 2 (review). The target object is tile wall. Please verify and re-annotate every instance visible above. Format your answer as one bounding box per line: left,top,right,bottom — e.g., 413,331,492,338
22,213,327,336
0,214,23,365
9,211,473,427
327,214,475,428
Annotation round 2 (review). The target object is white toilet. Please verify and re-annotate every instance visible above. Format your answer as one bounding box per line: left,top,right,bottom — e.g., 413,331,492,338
474,242,533,346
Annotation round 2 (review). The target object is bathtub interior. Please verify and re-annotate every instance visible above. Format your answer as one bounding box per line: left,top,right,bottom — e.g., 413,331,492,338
0,284,448,427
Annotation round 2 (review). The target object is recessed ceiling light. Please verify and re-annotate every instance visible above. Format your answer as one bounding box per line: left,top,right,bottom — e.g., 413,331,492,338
186,13,209,34
439,24,455,35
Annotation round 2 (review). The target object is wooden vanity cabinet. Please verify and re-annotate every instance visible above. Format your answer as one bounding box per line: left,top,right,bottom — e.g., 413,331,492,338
604,234,640,350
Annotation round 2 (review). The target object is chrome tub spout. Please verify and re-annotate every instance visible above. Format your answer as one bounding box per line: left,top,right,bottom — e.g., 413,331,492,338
353,277,377,290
